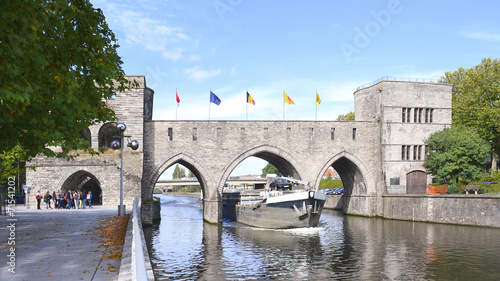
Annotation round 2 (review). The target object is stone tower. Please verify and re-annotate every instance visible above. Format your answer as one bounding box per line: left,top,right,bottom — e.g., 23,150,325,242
26,76,154,209
354,79,452,193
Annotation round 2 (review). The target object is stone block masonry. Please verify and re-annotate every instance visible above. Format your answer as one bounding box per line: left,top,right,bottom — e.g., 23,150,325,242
383,194,500,228
27,76,463,226
26,76,152,210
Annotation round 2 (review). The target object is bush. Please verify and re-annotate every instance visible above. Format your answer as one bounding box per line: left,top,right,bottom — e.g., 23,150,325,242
447,184,459,194
480,184,500,194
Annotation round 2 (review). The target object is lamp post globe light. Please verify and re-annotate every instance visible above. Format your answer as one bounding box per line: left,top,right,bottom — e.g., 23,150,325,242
112,122,139,217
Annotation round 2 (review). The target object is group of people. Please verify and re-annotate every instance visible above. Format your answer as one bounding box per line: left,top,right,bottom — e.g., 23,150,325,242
35,190,93,210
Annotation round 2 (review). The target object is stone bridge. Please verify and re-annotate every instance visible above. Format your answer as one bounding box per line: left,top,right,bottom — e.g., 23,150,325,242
27,76,452,225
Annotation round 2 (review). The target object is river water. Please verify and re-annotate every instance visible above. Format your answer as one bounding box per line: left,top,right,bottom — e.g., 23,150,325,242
145,194,500,280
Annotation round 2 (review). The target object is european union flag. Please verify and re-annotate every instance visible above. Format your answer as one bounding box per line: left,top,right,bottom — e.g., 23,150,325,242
210,91,221,105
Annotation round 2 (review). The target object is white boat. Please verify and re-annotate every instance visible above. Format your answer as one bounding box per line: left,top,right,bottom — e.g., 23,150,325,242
222,177,326,229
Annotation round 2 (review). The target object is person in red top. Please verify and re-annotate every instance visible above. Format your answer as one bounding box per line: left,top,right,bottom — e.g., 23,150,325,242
35,190,41,209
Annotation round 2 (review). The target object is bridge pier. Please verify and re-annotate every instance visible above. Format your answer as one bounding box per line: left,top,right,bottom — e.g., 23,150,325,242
203,198,222,224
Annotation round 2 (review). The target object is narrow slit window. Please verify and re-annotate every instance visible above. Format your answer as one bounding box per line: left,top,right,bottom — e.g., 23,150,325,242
192,127,197,141
309,128,314,140
331,128,335,140
352,128,356,140
430,109,434,123
402,108,406,123
167,128,173,141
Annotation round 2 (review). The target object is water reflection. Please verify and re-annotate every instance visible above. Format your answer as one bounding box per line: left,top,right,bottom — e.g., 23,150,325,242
147,195,500,280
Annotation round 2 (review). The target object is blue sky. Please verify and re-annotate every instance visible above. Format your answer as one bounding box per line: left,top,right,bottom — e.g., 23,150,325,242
91,0,500,178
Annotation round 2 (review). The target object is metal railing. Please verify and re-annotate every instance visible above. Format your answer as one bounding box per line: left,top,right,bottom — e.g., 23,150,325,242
356,76,442,91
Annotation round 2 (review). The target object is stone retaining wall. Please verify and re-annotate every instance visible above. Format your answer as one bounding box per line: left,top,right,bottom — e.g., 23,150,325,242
383,194,500,228
324,195,344,210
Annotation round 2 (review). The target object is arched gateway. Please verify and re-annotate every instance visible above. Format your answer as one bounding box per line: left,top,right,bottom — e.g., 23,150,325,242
26,76,452,225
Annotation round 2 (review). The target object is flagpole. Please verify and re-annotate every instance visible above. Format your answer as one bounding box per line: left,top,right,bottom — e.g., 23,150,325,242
209,89,211,120
283,90,285,120
315,90,318,121
176,88,178,121
246,90,248,121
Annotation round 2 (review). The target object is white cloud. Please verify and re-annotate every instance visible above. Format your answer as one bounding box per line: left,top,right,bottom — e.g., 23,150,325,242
184,66,221,81
461,31,500,42
95,1,190,61
161,48,184,61
189,55,202,61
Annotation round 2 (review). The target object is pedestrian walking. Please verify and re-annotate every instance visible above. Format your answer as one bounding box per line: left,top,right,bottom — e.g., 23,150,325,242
74,191,79,209
79,191,84,209
44,191,51,209
66,190,72,209
86,191,93,208
36,190,42,210
53,191,58,209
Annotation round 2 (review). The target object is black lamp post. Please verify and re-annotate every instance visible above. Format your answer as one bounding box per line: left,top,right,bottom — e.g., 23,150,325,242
111,122,139,216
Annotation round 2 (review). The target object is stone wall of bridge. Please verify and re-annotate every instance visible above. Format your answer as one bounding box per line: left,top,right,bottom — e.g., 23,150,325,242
142,120,385,222
25,76,454,225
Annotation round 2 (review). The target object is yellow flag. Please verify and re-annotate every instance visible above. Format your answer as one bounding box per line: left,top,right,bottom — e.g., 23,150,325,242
316,92,321,105
284,92,295,105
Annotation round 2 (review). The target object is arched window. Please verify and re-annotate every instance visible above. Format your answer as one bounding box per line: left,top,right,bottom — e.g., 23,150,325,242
98,122,118,149
79,127,91,149
68,127,91,151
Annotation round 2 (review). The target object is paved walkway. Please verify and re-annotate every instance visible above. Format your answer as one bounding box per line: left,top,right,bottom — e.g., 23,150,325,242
0,205,123,281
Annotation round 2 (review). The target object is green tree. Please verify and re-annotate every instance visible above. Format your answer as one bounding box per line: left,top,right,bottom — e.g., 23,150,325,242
441,58,500,172
261,163,282,177
0,0,131,160
336,111,355,121
0,146,27,192
188,170,195,178
423,126,489,184
172,164,186,179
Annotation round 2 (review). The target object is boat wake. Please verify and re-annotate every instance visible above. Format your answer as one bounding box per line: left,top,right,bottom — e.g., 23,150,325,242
244,225,326,236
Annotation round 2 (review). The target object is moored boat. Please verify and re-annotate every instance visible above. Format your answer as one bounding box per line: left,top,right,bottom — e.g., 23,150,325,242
222,177,326,229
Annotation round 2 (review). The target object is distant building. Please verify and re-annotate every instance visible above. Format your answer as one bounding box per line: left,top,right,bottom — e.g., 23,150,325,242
323,168,340,179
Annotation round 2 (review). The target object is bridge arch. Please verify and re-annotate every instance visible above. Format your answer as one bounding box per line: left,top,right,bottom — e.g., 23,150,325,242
219,144,307,190
145,153,211,199
315,151,374,212
58,170,103,205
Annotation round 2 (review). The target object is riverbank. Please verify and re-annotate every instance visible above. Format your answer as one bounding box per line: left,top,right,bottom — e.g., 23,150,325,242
160,191,201,198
